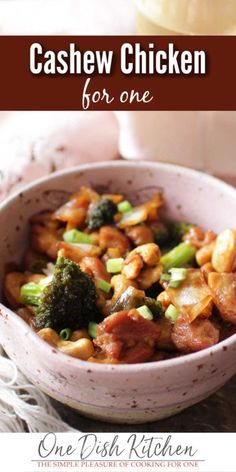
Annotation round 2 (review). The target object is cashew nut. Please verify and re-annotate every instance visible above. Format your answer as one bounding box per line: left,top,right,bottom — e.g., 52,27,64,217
212,229,236,272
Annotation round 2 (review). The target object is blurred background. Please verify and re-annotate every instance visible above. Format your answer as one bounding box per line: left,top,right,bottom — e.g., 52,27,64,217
0,0,236,203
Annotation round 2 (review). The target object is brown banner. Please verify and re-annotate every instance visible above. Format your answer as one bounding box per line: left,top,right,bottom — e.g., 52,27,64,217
0,35,235,110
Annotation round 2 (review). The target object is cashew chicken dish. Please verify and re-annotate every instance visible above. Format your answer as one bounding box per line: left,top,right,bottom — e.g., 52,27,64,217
4,187,236,364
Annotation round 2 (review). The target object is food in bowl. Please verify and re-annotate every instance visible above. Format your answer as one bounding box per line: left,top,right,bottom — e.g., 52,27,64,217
0,161,236,424
4,185,236,366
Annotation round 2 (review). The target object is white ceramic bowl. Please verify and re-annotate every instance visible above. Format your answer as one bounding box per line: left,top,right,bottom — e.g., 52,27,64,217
0,161,236,424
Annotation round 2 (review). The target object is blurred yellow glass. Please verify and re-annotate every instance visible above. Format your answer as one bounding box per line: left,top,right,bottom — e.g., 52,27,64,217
135,0,236,35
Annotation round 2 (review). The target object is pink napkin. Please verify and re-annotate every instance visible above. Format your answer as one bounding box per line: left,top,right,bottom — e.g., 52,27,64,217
0,0,134,35
0,0,135,201
115,111,236,185
0,111,119,201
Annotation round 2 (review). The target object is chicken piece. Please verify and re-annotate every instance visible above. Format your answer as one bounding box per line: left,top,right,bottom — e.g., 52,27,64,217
208,272,236,324
30,211,60,231
4,272,28,307
70,329,90,341
155,318,175,350
79,258,111,317
172,318,219,352
80,256,110,282
54,201,87,228
149,351,166,362
123,243,160,277
141,193,164,222
122,254,144,280
53,187,99,228
196,241,216,266
125,224,154,246
89,232,100,246
31,224,61,259
110,274,138,302
106,247,123,259
212,229,236,273
80,256,111,313
184,226,216,249
134,243,161,266
94,309,160,363
99,225,131,256
4,272,45,308
16,307,36,330
58,241,101,263
137,265,162,290
37,328,60,346
201,262,214,281
122,243,162,289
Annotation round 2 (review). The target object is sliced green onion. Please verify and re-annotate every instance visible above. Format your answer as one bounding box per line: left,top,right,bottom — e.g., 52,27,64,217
168,268,187,288
160,242,196,271
168,280,182,288
63,229,92,244
60,328,72,341
137,305,153,321
161,268,187,288
169,267,187,278
88,321,99,339
20,276,52,306
165,304,179,323
160,273,171,283
20,282,41,306
106,258,124,274
118,200,133,214
97,278,112,293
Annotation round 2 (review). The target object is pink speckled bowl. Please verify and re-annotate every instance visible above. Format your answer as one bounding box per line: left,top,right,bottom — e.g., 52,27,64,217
0,161,236,424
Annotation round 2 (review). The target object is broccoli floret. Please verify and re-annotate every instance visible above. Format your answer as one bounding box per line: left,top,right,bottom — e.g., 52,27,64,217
27,256,99,331
87,198,117,230
21,278,50,306
170,222,193,243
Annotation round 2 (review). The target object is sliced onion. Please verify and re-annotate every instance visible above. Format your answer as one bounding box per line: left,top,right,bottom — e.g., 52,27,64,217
208,272,236,324
53,187,99,225
166,269,213,323
118,206,149,228
118,194,163,228
58,241,101,263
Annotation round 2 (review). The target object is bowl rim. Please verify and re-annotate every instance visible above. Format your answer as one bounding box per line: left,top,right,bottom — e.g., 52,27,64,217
1,159,236,212
1,159,236,374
